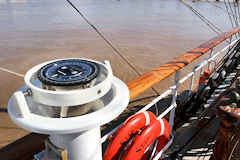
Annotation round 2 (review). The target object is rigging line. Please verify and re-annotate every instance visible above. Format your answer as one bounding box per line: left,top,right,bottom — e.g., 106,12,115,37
233,2,240,28
65,0,137,74
227,0,239,27
234,4,240,37
228,0,239,30
224,0,239,39
183,0,223,33
236,2,240,27
0,67,24,78
207,1,239,39
235,1,240,30
206,1,236,18
237,2,240,23
224,0,235,29
181,0,231,45
192,8,221,34
186,7,220,34
191,9,222,34
236,2,240,37
228,0,238,26
179,0,223,35
231,0,239,24
65,0,163,96
226,0,234,22
233,1,239,24
236,3,240,37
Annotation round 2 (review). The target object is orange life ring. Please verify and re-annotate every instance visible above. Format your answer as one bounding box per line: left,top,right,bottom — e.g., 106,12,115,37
103,111,171,160
199,70,211,86
122,118,171,160
155,118,171,159
141,118,171,160
103,111,156,160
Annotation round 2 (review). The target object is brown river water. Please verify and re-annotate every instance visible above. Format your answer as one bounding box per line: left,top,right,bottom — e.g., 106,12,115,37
0,0,236,147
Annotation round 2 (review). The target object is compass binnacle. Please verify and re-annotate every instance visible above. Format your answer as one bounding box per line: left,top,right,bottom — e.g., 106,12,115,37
37,59,99,86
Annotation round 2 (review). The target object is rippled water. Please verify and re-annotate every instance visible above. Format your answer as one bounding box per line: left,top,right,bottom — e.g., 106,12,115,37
0,0,234,67
0,0,237,91
0,0,238,101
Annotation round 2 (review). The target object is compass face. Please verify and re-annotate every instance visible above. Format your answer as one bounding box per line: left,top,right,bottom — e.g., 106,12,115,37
37,59,99,86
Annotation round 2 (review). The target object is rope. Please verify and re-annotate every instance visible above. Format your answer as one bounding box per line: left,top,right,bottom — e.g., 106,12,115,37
65,0,161,96
206,1,231,15
227,0,239,28
224,0,235,29
179,0,223,35
180,0,235,45
206,1,237,26
237,2,240,24
0,67,24,78
224,0,240,38
233,1,239,26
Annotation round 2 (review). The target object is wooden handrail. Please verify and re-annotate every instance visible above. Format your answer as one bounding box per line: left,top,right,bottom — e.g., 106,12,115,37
1,27,240,160
127,27,240,100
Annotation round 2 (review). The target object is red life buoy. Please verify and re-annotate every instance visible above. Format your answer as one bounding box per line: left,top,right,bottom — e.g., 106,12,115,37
103,111,171,160
103,111,157,160
122,118,171,160
141,119,171,160
155,118,171,160
199,70,211,86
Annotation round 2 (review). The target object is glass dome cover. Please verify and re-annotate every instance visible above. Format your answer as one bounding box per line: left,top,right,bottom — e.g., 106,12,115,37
37,59,99,86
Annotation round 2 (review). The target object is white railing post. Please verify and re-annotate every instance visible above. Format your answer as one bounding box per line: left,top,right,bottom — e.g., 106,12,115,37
189,66,197,96
207,49,213,71
101,39,239,144
169,70,180,131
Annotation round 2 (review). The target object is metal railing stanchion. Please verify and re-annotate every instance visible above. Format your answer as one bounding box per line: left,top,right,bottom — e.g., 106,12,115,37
169,70,180,131
189,66,197,96
208,49,214,70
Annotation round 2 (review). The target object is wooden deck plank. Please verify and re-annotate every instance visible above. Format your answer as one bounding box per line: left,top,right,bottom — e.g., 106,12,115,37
181,118,220,160
167,107,219,160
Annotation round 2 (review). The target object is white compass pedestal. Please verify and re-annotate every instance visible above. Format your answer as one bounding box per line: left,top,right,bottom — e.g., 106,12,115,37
8,59,130,160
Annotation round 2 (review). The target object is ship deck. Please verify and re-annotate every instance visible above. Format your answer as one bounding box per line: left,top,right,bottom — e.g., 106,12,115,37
0,0,219,148
173,108,218,160
0,0,239,159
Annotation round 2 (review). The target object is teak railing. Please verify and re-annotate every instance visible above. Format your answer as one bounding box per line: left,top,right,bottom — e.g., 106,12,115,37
1,27,240,160
128,27,240,99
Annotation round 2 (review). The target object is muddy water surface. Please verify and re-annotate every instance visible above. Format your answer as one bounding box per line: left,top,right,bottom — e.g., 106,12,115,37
0,0,235,146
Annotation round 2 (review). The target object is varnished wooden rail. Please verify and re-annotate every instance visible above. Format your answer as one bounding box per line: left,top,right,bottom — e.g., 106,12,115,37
127,27,240,99
1,27,240,160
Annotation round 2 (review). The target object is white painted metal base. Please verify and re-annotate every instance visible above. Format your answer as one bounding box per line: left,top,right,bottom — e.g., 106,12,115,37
49,127,102,160
7,58,130,160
